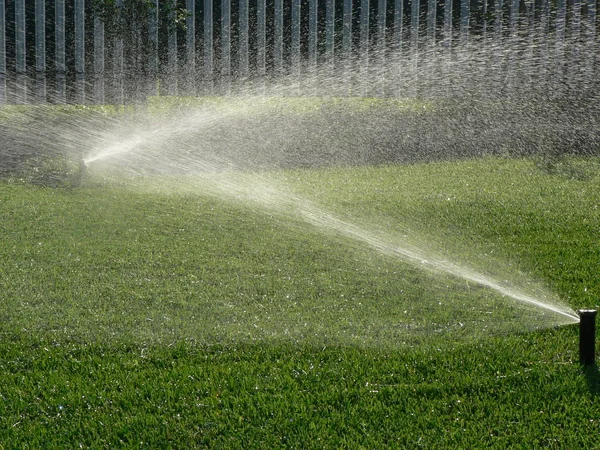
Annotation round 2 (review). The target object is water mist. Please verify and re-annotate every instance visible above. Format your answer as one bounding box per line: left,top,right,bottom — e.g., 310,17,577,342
3,33,597,345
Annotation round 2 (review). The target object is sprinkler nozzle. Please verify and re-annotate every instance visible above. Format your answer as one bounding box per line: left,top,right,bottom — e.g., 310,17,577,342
577,309,597,366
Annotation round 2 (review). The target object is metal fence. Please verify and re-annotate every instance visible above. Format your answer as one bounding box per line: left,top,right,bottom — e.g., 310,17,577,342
0,0,597,104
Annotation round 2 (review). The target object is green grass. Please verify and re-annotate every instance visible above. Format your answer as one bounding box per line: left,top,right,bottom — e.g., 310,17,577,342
1,156,599,447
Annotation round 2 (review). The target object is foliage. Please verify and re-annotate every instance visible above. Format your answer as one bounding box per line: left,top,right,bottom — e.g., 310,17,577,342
91,0,189,39
89,0,190,76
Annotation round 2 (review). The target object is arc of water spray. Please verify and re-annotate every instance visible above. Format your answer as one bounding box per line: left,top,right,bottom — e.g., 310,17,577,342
82,101,579,325
202,175,579,324
296,201,579,322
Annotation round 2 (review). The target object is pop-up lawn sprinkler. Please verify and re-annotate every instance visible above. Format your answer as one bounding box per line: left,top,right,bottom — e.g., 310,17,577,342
578,309,597,366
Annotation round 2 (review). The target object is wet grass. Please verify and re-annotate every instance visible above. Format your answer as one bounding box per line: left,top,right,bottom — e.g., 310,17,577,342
1,156,599,447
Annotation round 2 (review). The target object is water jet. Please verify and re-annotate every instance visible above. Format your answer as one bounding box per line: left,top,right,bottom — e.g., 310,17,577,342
578,309,597,366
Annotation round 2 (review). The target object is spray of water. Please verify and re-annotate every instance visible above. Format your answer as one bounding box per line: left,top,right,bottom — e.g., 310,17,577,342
80,97,581,328
3,35,597,344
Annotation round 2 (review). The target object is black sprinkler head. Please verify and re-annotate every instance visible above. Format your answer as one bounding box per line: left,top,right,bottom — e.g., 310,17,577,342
577,309,597,366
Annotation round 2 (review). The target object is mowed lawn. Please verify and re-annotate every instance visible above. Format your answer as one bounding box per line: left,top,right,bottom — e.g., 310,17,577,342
0,156,599,447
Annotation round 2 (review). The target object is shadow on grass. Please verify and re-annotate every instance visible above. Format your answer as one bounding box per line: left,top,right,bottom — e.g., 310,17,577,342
583,364,600,395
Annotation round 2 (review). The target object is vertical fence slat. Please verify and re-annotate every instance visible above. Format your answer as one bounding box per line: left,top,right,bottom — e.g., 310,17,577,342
75,0,85,103
16,0,25,73
274,0,283,74
461,0,471,45
495,0,504,39
309,0,318,70
257,0,266,77
343,0,353,69
506,0,518,89
539,0,550,78
35,0,45,71
443,0,452,94
360,0,370,94
168,0,178,95
75,0,85,74
0,0,5,76
56,0,66,103
427,0,436,41
186,0,196,93
114,0,124,104
292,0,301,75
35,0,46,101
587,0,597,82
326,0,335,68
570,0,582,72
376,0,386,95
444,0,453,47
589,0,597,33
222,0,231,80
239,0,249,79
410,0,420,48
525,0,535,88
509,0,519,35
482,0,488,40
94,14,105,103
377,0,387,52
557,0,566,66
360,0,370,63
572,0,582,36
555,0,566,85
410,0,420,94
148,0,159,96
148,5,158,72
394,0,403,50
571,0,582,86
204,0,214,88
0,0,5,105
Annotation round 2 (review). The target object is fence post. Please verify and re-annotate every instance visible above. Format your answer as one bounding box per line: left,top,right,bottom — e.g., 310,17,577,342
410,0,420,95
586,0,597,83
274,0,283,76
221,0,231,93
326,0,335,72
554,0,567,95
55,0,66,103
570,0,582,89
291,0,302,78
360,0,370,95
113,0,124,104
460,0,470,46
444,0,452,47
376,0,387,96
239,0,249,82
427,0,436,42
377,0,386,70
343,0,353,88
187,0,196,95
309,0,318,71
149,0,159,97
35,0,46,102
15,0,26,103
204,0,214,94
75,0,86,104
393,0,403,96
94,12,105,104
256,0,266,87
168,0,179,96
0,0,5,105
